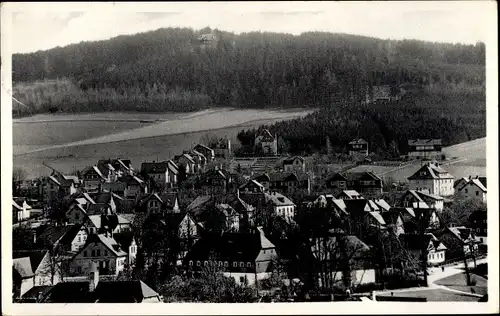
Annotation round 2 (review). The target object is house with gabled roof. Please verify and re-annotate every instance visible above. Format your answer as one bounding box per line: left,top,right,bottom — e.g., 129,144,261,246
37,223,89,254
283,156,306,173
255,129,278,156
239,179,266,193
440,226,479,258
42,170,81,202
381,212,405,236
337,190,364,200
400,190,445,212
82,166,107,193
210,137,232,159
69,232,128,276
253,171,311,194
140,160,178,189
408,162,454,196
327,171,383,196
407,139,443,160
119,174,147,198
13,250,54,298
198,167,234,194
193,143,215,160
264,191,296,221
455,176,487,203
13,199,31,223
184,227,277,286
399,233,447,266
348,138,369,157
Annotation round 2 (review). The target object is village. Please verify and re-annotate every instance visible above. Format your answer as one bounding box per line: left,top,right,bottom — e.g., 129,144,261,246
11,128,488,303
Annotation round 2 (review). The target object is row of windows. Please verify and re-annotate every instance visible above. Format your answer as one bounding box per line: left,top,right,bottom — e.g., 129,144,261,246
476,228,487,233
463,189,481,196
188,260,253,268
83,249,109,257
428,252,444,260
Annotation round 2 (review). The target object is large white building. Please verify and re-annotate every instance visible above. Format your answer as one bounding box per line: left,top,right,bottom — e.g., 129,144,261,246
407,162,454,197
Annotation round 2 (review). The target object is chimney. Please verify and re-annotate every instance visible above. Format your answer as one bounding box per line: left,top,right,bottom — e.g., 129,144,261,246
89,261,99,292
469,176,472,180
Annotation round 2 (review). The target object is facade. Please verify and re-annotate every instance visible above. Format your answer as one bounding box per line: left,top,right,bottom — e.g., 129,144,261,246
42,171,80,202
407,162,454,197
197,31,220,50
13,200,31,223
140,160,178,189
193,144,215,161
407,139,443,160
255,129,278,156
239,179,266,193
13,250,57,298
82,166,107,193
326,171,383,196
469,210,487,245
184,228,277,286
211,138,232,159
70,233,128,276
283,156,306,173
400,190,444,212
348,138,369,157
253,172,311,195
399,233,447,266
455,177,487,203
264,191,296,221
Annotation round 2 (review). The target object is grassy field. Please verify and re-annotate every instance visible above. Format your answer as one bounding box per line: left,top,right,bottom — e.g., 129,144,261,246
435,272,488,296
349,137,486,182
13,108,314,179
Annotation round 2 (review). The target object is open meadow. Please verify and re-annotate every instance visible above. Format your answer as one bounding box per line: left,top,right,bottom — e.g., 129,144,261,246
13,108,315,178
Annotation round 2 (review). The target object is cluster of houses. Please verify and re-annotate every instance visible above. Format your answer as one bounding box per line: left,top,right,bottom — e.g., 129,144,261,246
12,132,487,302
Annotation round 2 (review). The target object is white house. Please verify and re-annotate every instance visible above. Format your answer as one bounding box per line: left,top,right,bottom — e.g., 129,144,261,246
13,200,31,223
407,162,454,197
264,191,296,221
70,233,128,276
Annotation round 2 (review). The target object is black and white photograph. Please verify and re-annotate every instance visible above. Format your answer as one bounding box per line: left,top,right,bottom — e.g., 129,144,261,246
1,1,498,314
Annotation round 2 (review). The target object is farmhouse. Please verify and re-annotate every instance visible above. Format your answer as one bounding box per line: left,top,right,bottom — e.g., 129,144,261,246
407,139,443,160
42,170,81,202
400,190,445,212
407,162,454,197
399,233,447,266
264,191,296,221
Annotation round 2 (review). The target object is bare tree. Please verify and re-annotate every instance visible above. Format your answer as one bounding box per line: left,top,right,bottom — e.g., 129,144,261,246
12,167,28,196
37,247,70,285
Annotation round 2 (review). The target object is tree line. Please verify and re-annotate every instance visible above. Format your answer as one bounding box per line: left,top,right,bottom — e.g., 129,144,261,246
12,27,485,117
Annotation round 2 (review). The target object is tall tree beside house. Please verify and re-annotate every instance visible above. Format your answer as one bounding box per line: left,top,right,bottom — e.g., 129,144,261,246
12,167,28,197
37,246,71,285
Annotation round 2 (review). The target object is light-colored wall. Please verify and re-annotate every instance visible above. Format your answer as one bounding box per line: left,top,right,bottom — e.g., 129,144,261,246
67,206,86,225
475,236,487,245
72,229,88,252
326,269,377,286
427,250,446,265
457,183,486,202
19,277,34,297
275,205,295,220
224,272,271,286
409,179,454,196
71,242,126,276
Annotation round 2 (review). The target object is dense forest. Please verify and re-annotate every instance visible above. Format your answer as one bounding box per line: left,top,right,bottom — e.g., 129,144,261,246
12,27,485,117
237,88,486,157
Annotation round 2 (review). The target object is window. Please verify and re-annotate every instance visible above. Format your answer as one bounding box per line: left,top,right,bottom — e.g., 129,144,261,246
84,250,87,257
77,236,81,242
105,250,108,256
233,262,237,268
247,262,252,268
219,261,223,267
476,191,479,196
204,261,208,266
97,249,101,256
224,261,229,267
240,276,245,284
240,262,244,268
465,189,468,194
91,250,96,256
189,261,193,266
197,261,201,267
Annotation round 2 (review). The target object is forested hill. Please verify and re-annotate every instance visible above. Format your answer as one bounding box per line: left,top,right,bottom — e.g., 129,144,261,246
12,27,485,116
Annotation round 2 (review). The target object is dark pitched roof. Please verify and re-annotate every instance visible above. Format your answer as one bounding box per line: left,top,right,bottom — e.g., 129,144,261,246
408,139,442,146
408,163,454,180
113,232,135,252
399,233,434,251
328,171,382,182
185,230,275,272
349,138,368,145
141,161,169,174
40,282,93,303
21,285,54,300
256,129,275,142
38,225,74,247
94,280,159,303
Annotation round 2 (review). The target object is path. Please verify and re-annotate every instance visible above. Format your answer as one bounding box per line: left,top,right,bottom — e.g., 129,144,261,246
373,257,487,300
